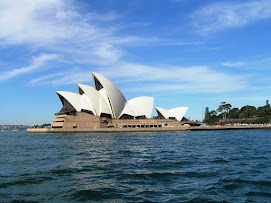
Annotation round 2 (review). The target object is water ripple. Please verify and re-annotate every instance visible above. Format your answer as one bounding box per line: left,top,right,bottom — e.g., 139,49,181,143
0,130,271,202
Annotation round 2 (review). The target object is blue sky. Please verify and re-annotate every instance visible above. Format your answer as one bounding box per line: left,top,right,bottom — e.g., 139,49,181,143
1,0,271,125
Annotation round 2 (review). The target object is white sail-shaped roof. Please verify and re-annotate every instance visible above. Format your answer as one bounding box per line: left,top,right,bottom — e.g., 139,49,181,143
128,96,154,119
155,107,188,121
56,72,188,121
77,83,111,116
57,91,82,112
155,107,169,119
119,103,135,118
168,107,188,121
81,93,94,113
99,88,113,116
78,84,100,116
92,72,126,119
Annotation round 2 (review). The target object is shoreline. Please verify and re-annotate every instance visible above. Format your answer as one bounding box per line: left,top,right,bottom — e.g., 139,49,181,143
27,125,271,133
27,127,188,133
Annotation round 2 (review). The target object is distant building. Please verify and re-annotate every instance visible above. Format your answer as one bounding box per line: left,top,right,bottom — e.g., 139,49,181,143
51,72,188,129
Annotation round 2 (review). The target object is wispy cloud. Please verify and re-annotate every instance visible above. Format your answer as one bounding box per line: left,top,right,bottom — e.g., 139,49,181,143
0,2,154,61
0,0,203,68
192,0,271,34
104,63,247,93
28,72,64,85
0,53,59,81
0,0,133,65
29,69,92,86
0,0,251,95
221,61,245,67
30,62,248,94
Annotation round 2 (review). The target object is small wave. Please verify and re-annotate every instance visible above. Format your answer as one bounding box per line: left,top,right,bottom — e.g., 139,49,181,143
116,172,180,182
120,171,218,180
0,176,53,188
246,191,271,197
70,188,123,201
210,159,229,163
118,149,134,155
9,200,39,203
182,171,218,178
172,160,193,165
222,183,240,190
50,168,74,175
49,167,94,175
187,197,228,203
71,189,105,201
220,178,271,187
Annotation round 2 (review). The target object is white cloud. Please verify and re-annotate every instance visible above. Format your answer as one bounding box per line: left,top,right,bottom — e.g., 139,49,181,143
0,53,59,81
192,0,271,34
0,0,66,45
0,0,133,65
28,72,64,85
221,61,245,67
0,0,249,94
0,0,203,68
105,63,247,93
30,62,248,93
29,69,92,86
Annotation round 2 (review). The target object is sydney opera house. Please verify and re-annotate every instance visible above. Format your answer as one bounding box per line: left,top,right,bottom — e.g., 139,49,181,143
51,72,188,129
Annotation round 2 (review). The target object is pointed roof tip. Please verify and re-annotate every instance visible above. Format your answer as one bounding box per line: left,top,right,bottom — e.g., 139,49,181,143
92,72,105,78
56,90,63,94
56,90,71,94
155,107,166,110
92,72,100,80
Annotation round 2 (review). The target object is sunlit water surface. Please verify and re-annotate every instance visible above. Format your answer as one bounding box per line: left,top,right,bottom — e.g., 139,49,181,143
1,130,271,202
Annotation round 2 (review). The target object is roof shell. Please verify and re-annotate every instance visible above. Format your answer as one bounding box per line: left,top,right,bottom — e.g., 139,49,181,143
57,91,82,112
168,107,188,121
99,88,113,116
78,84,100,116
92,72,126,119
128,96,154,119
81,93,93,112
155,107,169,119
155,107,188,121
119,103,135,118
77,83,111,116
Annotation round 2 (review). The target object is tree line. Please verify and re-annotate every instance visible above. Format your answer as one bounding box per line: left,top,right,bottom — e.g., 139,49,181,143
204,101,271,125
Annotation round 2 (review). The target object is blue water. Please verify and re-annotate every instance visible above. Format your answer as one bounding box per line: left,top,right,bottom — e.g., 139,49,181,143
0,130,271,202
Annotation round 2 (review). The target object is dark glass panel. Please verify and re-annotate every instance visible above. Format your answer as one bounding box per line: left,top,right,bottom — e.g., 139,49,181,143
94,76,103,91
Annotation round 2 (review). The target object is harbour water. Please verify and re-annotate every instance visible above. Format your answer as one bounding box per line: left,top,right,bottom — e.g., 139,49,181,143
0,130,271,202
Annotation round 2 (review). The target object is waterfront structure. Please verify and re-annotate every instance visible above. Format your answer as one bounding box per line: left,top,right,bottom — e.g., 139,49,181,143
51,72,188,129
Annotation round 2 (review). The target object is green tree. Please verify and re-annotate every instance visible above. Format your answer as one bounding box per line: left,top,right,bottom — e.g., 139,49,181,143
257,106,271,117
204,109,218,125
225,103,232,113
205,107,210,120
217,102,232,120
210,110,217,116
228,108,239,119
239,105,257,119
